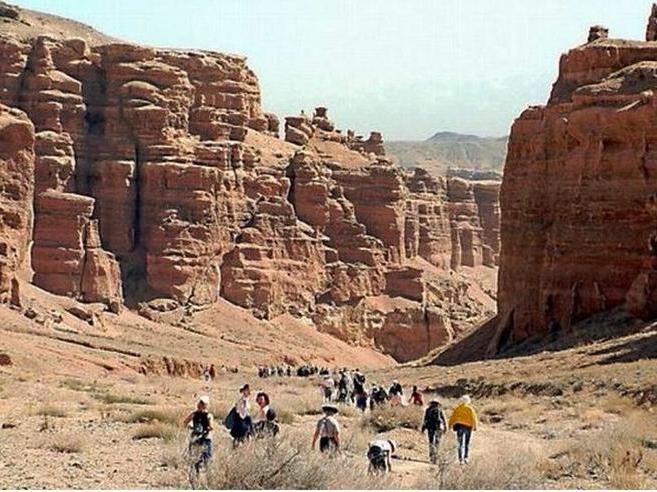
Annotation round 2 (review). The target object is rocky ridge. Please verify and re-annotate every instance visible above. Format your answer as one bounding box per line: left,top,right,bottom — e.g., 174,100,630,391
489,4,657,353
0,5,500,362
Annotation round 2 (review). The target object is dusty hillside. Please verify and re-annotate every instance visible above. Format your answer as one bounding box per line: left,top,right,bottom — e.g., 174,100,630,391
387,132,507,177
0,1,119,45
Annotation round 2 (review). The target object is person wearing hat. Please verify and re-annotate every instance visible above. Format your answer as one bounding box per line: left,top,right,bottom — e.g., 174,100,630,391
229,384,253,445
422,398,447,464
448,395,478,464
312,404,340,453
183,395,214,473
367,439,396,474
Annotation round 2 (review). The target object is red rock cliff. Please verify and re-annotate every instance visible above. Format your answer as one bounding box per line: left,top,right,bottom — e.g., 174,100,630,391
0,22,499,361
496,7,657,350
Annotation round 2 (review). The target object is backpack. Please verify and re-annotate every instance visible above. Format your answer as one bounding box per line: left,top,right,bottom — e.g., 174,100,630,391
191,411,210,438
223,407,237,430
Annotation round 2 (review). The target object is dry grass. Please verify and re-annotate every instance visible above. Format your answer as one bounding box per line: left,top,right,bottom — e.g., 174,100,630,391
202,431,392,489
413,444,542,489
479,397,525,424
92,391,152,405
361,404,423,432
276,408,296,425
48,433,85,454
60,378,105,393
552,413,651,488
132,422,179,442
341,423,376,454
36,404,67,418
120,408,183,425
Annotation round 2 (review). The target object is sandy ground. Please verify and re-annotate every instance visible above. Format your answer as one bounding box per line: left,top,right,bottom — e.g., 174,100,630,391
1,328,657,489
1,284,656,488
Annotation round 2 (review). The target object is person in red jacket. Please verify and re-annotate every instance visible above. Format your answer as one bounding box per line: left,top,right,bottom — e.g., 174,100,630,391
409,385,424,406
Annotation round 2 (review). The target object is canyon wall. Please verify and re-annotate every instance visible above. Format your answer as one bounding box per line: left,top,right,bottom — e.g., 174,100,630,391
495,5,657,350
0,17,500,361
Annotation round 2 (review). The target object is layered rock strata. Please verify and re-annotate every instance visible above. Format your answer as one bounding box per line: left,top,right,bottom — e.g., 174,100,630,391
495,6,657,349
0,25,499,361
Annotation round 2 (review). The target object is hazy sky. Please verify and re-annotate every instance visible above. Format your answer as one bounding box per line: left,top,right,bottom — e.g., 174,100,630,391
13,0,652,139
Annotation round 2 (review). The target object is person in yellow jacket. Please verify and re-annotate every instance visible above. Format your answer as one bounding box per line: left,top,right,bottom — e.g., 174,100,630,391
448,395,478,464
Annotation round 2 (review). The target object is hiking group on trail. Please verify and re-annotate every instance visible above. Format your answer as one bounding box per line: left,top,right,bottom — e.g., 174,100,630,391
183,368,479,477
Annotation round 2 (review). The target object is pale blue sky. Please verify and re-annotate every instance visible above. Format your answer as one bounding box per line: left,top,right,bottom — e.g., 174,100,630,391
13,0,651,139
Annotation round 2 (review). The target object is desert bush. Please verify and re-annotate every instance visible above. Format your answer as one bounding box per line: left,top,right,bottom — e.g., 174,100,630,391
132,422,179,442
36,404,67,418
201,431,392,489
48,433,84,454
479,397,525,424
276,408,296,425
341,424,375,454
60,378,105,393
210,401,233,423
121,408,183,425
92,391,151,405
361,404,423,432
414,444,541,489
275,391,322,417
555,415,648,488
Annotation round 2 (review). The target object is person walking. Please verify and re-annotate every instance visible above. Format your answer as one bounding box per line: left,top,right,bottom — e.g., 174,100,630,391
321,375,335,402
183,395,214,474
448,395,478,464
389,380,403,407
422,398,446,464
409,385,424,406
312,404,340,454
227,384,252,445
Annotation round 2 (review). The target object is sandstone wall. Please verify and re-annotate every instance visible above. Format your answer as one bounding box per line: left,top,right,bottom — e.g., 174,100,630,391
496,10,657,348
0,29,500,362
0,105,34,304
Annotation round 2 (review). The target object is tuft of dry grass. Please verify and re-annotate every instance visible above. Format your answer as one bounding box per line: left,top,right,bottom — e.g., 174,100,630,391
479,397,525,424
92,391,152,405
48,433,85,454
414,444,542,489
201,430,393,489
275,408,296,425
551,413,650,488
120,408,183,425
361,404,423,432
132,422,179,442
36,404,67,418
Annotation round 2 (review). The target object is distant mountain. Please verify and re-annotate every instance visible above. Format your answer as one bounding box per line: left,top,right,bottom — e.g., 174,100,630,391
386,132,508,177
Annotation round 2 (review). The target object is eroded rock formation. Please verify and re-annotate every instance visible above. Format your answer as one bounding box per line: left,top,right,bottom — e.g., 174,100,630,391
495,6,657,350
0,105,34,304
0,26,500,361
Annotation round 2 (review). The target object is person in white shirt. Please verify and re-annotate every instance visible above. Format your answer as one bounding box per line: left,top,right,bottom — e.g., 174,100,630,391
229,383,252,444
253,391,279,437
367,439,395,474
321,376,335,402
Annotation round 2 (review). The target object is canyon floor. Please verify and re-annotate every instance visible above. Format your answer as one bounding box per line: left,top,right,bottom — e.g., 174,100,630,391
1,291,656,489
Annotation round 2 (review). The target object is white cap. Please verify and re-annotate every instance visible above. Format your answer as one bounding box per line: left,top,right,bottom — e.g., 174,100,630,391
461,395,471,404
199,395,210,405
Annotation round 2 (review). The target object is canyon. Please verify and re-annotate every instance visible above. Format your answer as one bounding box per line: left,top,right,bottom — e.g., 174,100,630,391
0,2,500,363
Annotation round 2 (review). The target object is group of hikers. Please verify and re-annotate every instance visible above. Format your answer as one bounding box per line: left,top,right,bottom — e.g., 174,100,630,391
258,364,339,378
183,371,479,476
320,369,424,410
